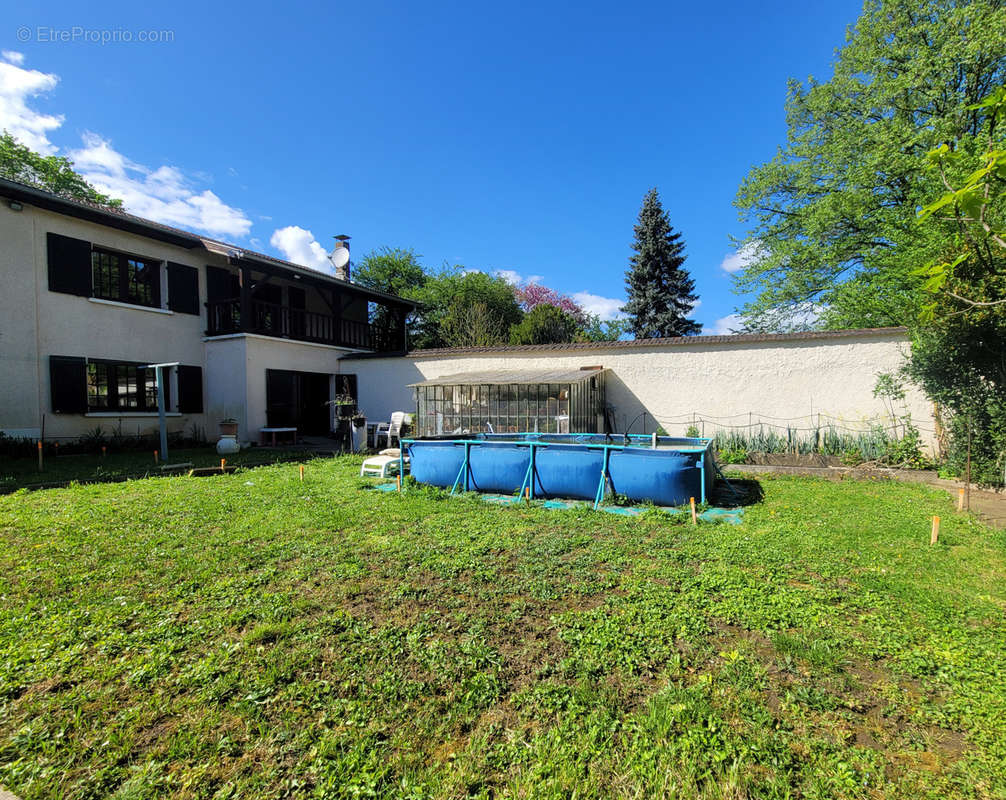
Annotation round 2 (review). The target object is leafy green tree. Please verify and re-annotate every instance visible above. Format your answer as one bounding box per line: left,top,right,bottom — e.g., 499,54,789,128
622,188,701,338
412,268,523,349
352,247,427,347
0,132,122,208
352,247,427,298
908,84,1006,484
733,0,1006,330
509,303,580,345
577,314,629,342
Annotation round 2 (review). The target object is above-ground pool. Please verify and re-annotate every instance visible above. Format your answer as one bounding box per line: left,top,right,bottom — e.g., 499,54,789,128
400,433,716,507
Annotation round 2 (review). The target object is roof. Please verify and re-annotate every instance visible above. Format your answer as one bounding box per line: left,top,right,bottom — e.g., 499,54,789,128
346,326,909,359
0,177,418,308
408,366,607,387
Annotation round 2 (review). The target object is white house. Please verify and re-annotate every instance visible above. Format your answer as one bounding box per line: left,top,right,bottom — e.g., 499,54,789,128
0,177,416,444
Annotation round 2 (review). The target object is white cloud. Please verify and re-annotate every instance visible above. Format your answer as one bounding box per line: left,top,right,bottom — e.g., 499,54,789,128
0,54,251,238
687,298,702,319
0,57,63,153
269,226,331,272
572,291,624,321
494,269,544,286
69,132,252,237
709,314,743,335
719,241,764,274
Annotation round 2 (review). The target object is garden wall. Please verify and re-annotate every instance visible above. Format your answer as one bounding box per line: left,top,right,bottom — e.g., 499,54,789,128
344,328,937,452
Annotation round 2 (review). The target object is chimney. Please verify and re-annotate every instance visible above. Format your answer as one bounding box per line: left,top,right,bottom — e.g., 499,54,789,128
332,234,351,281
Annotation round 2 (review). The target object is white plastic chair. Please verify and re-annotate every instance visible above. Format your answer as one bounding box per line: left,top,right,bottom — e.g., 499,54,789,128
376,411,407,448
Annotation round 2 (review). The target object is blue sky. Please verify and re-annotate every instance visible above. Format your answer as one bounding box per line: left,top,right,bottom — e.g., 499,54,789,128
2,0,861,332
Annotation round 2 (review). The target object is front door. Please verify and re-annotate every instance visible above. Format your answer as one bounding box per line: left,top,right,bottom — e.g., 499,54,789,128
266,369,331,435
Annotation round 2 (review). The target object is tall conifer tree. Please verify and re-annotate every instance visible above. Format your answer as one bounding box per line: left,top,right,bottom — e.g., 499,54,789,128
622,188,701,338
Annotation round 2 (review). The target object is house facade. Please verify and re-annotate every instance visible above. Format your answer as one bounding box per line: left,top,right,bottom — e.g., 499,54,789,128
0,178,416,444
0,177,933,451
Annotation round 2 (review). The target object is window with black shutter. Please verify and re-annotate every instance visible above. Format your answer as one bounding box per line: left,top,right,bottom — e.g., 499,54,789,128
49,356,88,413
85,360,163,412
177,365,203,413
90,248,161,307
47,233,92,296
167,263,200,314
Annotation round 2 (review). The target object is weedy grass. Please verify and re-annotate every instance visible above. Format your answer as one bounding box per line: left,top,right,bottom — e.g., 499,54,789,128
0,447,307,492
1,458,1005,798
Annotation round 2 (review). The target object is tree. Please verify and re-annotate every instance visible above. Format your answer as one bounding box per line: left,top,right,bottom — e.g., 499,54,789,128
411,268,523,349
0,132,122,209
907,83,1006,485
509,304,580,345
352,247,427,347
622,188,701,337
513,283,587,325
733,0,1006,330
577,314,629,342
440,301,510,348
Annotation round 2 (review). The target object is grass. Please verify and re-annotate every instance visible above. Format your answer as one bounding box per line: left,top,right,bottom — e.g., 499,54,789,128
1,458,1005,798
0,447,308,492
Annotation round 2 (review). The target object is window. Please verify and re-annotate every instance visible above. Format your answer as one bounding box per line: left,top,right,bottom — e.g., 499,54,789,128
86,361,168,412
91,248,161,307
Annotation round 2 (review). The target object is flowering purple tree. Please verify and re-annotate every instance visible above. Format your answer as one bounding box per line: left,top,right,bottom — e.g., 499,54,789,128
513,283,587,325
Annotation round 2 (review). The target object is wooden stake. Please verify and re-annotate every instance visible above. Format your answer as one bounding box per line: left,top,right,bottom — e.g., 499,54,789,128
396,475,402,491
220,458,226,472
958,487,965,512
299,464,305,481
690,496,698,525
525,487,531,502
966,415,972,511
37,440,43,472
154,449,159,464
101,445,107,458
53,442,59,455
930,515,940,545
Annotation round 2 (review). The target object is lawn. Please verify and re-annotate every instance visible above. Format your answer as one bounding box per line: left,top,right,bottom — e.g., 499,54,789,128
0,447,307,492
1,459,1005,799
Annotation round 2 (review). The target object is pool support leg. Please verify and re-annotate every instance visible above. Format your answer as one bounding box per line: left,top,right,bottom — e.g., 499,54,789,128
450,441,471,495
593,446,612,510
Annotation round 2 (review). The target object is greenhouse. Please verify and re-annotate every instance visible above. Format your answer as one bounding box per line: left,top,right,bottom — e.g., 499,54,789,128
409,367,607,436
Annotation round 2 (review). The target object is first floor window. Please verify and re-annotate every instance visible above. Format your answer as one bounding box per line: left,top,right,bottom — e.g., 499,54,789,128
91,248,161,307
86,361,167,412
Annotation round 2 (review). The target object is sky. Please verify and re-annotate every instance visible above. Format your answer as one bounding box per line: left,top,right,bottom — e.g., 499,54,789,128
1,0,862,334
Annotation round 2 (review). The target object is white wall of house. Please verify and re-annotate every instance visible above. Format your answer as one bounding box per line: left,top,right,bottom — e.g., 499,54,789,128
0,202,41,436
348,330,935,448
2,204,213,441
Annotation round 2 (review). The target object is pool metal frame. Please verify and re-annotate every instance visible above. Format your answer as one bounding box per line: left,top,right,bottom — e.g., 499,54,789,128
399,433,714,509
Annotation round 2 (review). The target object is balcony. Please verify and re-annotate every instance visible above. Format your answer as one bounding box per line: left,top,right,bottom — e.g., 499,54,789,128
206,298,399,351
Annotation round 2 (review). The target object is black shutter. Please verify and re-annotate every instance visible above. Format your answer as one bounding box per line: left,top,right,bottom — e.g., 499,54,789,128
177,365,203,413
49,356,87,414
47,233,92,296
167,262,200,314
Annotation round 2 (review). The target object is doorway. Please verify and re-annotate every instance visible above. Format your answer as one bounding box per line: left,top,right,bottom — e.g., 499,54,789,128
265,369,331,435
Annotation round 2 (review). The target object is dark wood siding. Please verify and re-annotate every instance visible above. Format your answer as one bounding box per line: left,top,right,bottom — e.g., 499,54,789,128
49,355,87,413
167,262,200,314
205,265,235,302
46,233,92,296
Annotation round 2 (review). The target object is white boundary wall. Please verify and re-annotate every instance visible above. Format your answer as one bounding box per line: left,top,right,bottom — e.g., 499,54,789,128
347,330,935,448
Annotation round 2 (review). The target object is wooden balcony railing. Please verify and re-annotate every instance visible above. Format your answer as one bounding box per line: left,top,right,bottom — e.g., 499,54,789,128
206,299,394,351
